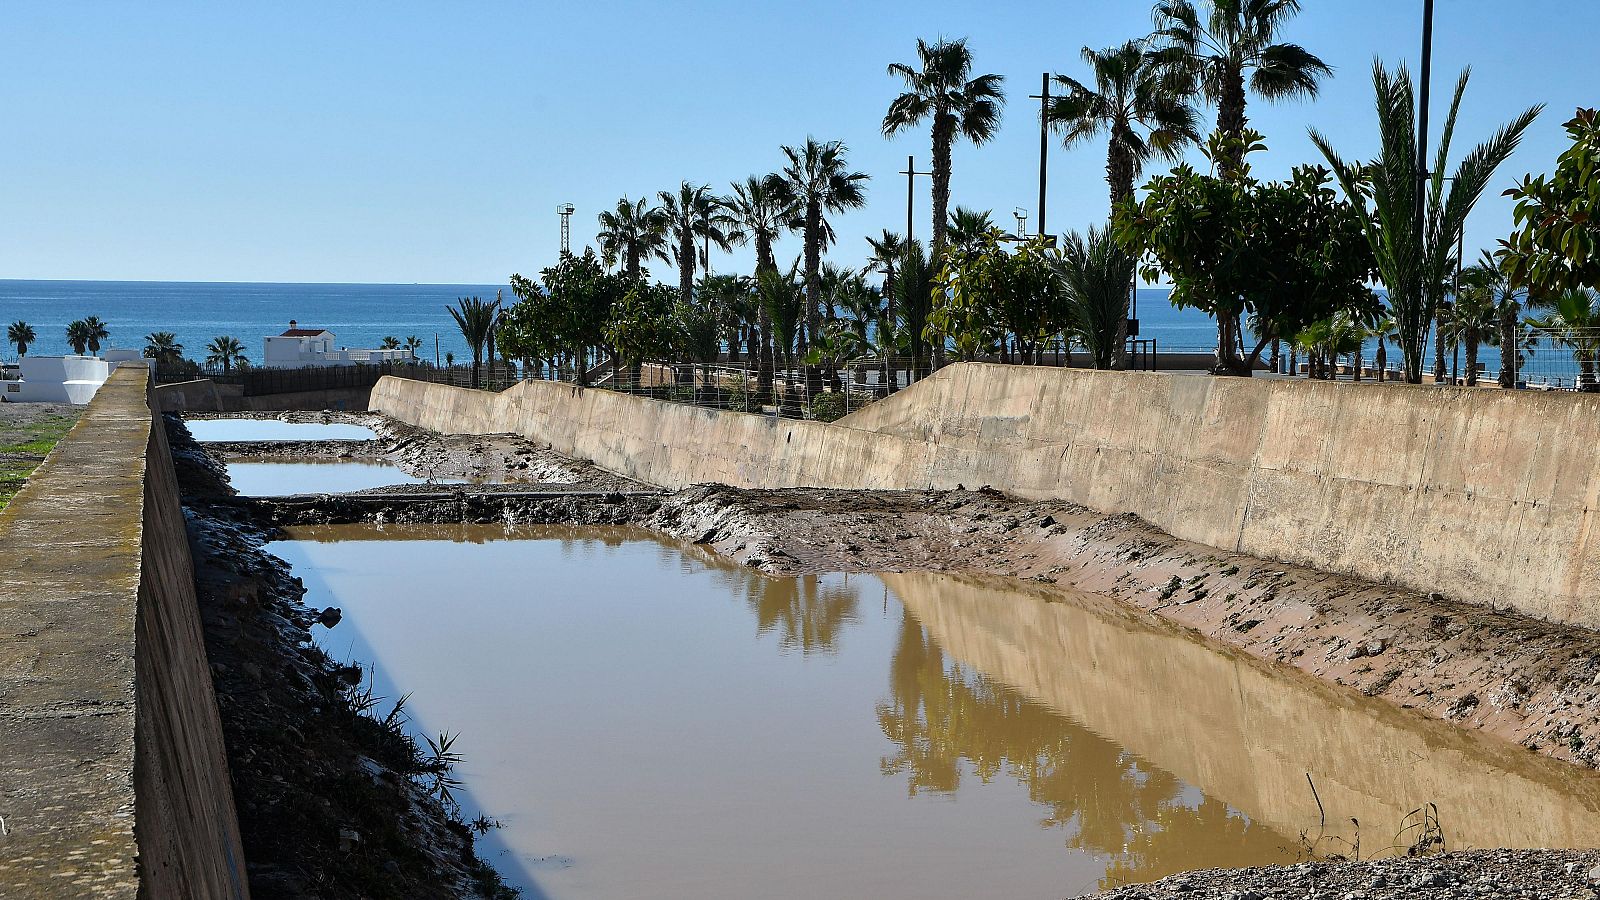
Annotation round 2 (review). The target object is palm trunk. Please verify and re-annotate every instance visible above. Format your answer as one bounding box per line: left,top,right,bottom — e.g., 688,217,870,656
1465,327,1480,387
678,225,695,304
1498,303,1517,387
1108,127,1136,372
1432,307,1449,383
930,115,954,259
1216,66,1249,177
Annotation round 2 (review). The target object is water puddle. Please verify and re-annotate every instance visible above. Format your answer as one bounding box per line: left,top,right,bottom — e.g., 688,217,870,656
186,418,378,442
270,525,1600,899
227,460,467,496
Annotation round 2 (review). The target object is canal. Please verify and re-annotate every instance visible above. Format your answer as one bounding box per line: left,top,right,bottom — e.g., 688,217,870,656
266,523,1600,899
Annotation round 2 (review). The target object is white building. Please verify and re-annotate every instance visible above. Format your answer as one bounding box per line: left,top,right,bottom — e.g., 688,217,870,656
262,321,415,369
0,351,152,405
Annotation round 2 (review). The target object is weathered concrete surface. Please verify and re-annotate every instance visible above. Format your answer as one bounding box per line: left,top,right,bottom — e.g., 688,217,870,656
154,378,370,413
0,367,248,898
371,364,1600,627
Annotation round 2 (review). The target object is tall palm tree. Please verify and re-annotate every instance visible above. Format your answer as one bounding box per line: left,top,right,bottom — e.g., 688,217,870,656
1441,286,1497,387
142,331,182,364
447,295,501,389
65,321,91,355
7,321,35,359
866,230,906,392
596,196,669,279
82,316,109,356
659,182,738,303
724,175,800,396
882,37,1006,257
1311,62,1540,383
1152,0,1332,174
774,138,870,353
204,336,247,372
1048,41,1201,213
403,335,424,352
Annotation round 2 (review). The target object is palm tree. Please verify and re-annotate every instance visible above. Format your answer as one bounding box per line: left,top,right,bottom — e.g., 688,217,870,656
758,265,806,395
659,181,738,304
596,196,669,279
1442,287,1497,387
724,175,800,396
447,295,501,389
143,331,183,364
403,335,424,352
1459,252,1524,388
204,336,247,372
895,241,936,380
1311,63,1540,383
1152,0,1332,174
7,321,35,359
945,206,997,252
1529,290,1600,391
1058,226,1137,370
379,336,401,349
774,138,870,355
65,321,90,355
865,230,906,392
82,316,110,356
1049,42,1201,215
882,37,1006,257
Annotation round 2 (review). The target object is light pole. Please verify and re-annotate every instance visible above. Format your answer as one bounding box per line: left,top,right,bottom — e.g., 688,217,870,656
899,155,931,244
1029,72,1052,236
557,203,575,257
1416,0,1435,381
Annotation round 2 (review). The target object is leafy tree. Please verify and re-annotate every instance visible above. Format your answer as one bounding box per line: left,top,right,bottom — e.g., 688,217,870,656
142,330,182,363
596,196,669,278
8,321,35,359
1058,226,1137,369
659,181,737,303
1153,0,1331,175
1499,108,1600,307
82,316,109,355
1529,289,1600,391
1117,132,1379,375
932,230,1062,363
446,295,500,389
882,37,1005,257
774,138,869,352
1311,62,1540,383
509,249,626,386
605,281,677,387
674,287,728,372
204,335,247,372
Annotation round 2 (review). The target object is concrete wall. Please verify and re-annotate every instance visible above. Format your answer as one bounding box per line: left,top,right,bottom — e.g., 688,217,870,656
370,364,1600,628
0,367,249,898
154,378,370,413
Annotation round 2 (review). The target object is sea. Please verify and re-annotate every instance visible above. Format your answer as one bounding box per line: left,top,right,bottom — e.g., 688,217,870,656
0,280,1226,367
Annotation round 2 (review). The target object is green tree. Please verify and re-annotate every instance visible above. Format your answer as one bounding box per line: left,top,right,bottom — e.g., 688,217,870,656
758,266,805,383
510,249,626,386
605,280,677,388
1460,252,1525,387
945,206,996,253
1117,132,1379,375
403,335,423,352
675,283,728,376
1499,108,1600,317
1153,0,1331,175
865,230,906,393
204,335,247,372
1058,226,1137,370
82,316,109,356
659,181,738,304
882,37,1005,258
1440,284,1497,387
596,196,669,279
1311,62,1540,383
379,335,400,349
446,295,500,389
725,174,801,396
775,138,870,354
896,241,936,380
7,321,35,359
142,331,183,364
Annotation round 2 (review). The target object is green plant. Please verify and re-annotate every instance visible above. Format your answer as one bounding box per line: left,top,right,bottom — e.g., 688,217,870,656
82,316,109,355
1058,226,1136,369
7,321,35,359
446,295,501,389
1311,62,1540,383
1499,108,1600,302
808,391,847,422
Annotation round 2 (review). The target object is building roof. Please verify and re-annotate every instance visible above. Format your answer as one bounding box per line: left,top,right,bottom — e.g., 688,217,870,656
278,328,333,337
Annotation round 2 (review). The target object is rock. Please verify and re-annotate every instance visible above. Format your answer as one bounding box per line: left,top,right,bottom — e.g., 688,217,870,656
1588,863,1600,884
1364,639,1388,656
316,606,343,628
1037,514,1056,528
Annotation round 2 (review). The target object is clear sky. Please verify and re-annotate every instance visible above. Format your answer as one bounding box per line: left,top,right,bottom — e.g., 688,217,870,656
0,1,1592,284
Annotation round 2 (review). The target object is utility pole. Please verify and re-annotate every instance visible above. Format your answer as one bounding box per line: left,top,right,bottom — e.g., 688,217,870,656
557,203,575,257
899,155,931,244
1417,0,1436,381
1029,72,1051,236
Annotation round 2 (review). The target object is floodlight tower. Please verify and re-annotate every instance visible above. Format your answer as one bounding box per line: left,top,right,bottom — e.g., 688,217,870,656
1013,208,1028,238
557,203,575,256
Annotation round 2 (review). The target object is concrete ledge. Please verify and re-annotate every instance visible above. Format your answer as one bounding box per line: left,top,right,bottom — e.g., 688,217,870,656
372,364,1600,628
0,367,248,898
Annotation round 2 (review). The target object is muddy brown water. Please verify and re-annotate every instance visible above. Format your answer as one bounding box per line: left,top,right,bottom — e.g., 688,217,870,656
269,524,1600,899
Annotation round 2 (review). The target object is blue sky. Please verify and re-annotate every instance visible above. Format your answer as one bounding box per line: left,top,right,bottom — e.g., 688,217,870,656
0,1,1591,284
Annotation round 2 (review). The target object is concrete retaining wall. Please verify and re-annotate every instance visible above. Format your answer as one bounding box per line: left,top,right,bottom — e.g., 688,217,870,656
0,367,248,898
154,378,370,413
370,364,1600,628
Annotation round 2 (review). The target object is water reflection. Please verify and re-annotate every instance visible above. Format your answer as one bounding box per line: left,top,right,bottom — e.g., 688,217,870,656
226,460,471,496
186,418,378,442
270,527,1600,899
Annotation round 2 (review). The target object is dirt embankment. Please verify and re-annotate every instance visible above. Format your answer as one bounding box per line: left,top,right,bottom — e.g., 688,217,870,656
198,412,1600,899
168,418,516,899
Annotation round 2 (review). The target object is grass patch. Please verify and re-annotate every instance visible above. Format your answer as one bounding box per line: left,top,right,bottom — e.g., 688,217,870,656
0,413,80,511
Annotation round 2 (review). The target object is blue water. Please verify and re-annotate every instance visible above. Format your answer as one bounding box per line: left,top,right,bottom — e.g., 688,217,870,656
0,279,508,365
